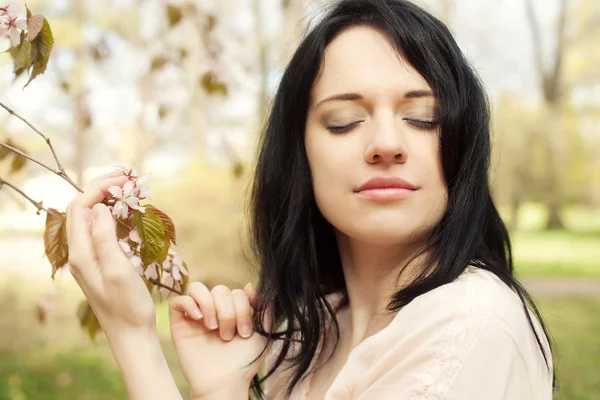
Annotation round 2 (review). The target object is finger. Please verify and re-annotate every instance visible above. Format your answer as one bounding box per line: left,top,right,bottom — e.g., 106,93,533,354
66,200,102,295
67,175,129,268
78,175,129,208
231,289,253,339
211,285,237,341
169,295,203,325
244,282,272,332
187,282,218,331
90,203,132,279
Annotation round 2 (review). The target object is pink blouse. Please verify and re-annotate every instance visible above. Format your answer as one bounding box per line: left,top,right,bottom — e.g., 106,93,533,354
264,266,553,399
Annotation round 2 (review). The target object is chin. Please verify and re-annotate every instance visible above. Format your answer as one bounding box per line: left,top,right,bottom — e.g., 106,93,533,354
333,219,432,247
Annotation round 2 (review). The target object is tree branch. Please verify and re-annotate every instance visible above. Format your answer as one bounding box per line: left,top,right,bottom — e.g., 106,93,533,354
148,278,183,295
0,175,54,215
0,101,83,193
0,140,83,193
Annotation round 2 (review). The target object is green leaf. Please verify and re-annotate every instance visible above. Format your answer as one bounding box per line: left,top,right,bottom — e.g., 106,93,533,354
43,209,68,279
0,141,11,162
205,15,216,34
10,152,26,173
133,209,170,267
145,205,177,245
167,5,183,27
24,17,54,88
150,56,169,72
199,71,227,96
12,37,32,73
77,300,102,340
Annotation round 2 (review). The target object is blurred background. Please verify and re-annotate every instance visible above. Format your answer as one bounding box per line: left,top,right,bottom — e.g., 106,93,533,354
0,0,598,398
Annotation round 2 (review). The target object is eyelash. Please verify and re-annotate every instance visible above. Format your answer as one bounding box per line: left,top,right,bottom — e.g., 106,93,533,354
326,119,439,134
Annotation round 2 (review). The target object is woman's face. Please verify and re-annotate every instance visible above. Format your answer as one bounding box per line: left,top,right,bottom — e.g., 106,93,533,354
305,26,448,247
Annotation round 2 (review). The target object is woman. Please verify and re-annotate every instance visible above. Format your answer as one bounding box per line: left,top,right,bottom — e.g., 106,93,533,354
65,0,555,399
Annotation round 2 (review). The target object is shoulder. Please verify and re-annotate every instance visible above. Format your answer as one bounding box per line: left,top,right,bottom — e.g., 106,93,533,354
339,267,553,399
402,266,539,332
396,266,552,367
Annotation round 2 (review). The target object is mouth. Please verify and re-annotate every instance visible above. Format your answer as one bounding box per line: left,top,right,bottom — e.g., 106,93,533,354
355,177,417,202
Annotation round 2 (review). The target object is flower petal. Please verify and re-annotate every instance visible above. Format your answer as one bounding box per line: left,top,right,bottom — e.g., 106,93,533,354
144,264,159,280
108,185,123,199
136,173,151,186
130,204,146,213
129,228,142,243
137,186,154,199
15,18,26,30
118,239,131,255
8,25,20,46
122,181,135,198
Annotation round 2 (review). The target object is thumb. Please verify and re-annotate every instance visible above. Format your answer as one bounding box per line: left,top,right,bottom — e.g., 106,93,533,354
91,203,130,275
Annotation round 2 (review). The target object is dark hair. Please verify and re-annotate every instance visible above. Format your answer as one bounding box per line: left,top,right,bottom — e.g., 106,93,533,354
248,0,556,397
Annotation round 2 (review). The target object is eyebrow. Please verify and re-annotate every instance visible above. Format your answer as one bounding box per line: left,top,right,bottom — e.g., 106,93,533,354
315,90,434,108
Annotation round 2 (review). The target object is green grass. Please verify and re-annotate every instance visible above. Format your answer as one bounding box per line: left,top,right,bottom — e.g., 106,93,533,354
541,296,600,400
513,230,600,277
500,203,600,278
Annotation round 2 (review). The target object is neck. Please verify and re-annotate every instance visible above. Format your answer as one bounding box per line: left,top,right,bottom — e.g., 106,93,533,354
334,232,428,347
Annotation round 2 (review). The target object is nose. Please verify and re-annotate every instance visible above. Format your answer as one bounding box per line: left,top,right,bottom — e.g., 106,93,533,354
364,115,408,164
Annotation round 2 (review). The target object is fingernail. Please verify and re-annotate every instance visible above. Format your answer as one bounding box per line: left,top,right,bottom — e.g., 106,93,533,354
224,331,234,341
92,204,107,219
194,309,203,319
209,317,218,330
240,324,252,338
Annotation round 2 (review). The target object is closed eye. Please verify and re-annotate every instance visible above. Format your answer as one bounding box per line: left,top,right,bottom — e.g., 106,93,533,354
326,120,364,134
404,118,439,130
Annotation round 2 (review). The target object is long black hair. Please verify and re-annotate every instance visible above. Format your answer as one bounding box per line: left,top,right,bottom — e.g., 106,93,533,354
247,0,556,397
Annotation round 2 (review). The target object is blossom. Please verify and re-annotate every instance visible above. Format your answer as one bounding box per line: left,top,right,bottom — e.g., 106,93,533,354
161,248,188,284
118,236,143,275
0,4,25,47
0,3,20,17
108,181,146,219
144,262,160,281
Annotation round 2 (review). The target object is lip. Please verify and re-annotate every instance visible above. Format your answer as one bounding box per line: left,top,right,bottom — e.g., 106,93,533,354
355,177,417,201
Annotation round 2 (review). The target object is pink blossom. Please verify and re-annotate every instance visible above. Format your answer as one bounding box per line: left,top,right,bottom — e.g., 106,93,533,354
0,4,25,47
108,181,146,219
144,262,160,281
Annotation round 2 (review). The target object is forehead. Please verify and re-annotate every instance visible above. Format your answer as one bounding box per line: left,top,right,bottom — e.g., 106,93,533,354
311,26,431,103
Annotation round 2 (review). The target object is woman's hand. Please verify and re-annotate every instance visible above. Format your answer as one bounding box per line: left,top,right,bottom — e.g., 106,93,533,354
65,170,157,338
169,282,270,398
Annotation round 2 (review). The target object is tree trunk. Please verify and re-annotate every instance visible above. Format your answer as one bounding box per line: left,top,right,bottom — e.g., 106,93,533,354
524,0,568,230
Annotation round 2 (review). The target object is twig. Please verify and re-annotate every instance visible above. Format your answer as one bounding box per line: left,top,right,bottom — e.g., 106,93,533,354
0,175,53,215
0,101,83,193
149,278,183,295
0,140,83,193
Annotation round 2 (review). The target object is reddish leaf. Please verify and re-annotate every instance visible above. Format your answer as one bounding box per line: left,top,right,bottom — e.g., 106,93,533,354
27,15,45,41
44,209,69,279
